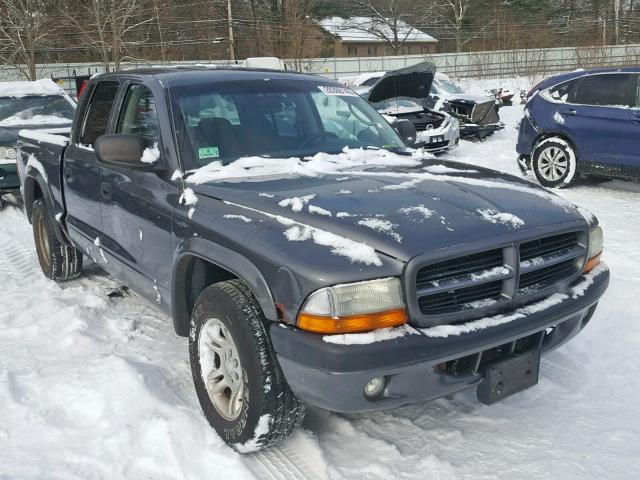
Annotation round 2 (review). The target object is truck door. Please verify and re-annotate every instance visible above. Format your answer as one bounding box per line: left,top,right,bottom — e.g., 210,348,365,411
98,83,178,306
63,81,119,252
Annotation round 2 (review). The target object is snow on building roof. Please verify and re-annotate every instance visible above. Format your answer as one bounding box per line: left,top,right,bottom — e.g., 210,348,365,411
0,79,66,98
319,17,437,44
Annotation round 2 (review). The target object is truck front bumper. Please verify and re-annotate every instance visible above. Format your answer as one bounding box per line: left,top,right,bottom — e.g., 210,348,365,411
270,266,609,413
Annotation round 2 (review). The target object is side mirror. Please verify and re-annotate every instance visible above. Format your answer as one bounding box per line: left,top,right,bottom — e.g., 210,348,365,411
392,119,418,146
95,134,162,170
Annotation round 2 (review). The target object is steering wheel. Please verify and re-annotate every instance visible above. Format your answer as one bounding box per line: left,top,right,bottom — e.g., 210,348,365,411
298,132,338,149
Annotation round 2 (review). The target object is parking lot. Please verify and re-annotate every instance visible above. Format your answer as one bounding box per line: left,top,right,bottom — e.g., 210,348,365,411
1,102,639,479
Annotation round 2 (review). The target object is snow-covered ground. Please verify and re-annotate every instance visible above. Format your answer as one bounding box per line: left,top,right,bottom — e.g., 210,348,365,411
2,103,640,479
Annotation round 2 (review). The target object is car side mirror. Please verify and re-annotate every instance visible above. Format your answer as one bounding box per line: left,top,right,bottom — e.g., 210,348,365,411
392,119,418,146
95,134,163,170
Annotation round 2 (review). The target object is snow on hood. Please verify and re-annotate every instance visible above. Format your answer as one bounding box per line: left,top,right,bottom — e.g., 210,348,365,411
0,114,71,127
187,148,585,262
366,62,436,104
0,79,65,97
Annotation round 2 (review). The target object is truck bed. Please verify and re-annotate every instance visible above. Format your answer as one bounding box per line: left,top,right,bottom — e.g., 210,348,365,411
17,128,70,228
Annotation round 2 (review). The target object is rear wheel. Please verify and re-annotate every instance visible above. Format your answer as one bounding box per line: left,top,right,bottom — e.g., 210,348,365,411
32,199,82,281
532,138,577,188
189,279,305,452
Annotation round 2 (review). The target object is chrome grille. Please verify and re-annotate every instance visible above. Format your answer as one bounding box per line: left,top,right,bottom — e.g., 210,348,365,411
415,231,585,319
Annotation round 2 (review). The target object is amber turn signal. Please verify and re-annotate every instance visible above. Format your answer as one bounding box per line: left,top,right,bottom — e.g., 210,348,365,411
583,253,602,273
297,308,408,334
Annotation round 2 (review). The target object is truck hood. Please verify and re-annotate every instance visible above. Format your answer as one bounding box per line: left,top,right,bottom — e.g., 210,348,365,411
366,62,436,104
0,124,71,144
191,159,585,262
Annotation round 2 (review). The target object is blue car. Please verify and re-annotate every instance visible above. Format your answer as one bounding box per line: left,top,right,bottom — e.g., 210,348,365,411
516,67,640,188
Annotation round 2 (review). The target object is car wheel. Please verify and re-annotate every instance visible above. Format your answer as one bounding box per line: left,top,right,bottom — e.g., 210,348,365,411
189,279,305,453
32,199,83,281
532,138,577,188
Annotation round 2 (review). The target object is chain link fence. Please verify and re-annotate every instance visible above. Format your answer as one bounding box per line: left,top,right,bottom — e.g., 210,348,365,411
0,43,638,93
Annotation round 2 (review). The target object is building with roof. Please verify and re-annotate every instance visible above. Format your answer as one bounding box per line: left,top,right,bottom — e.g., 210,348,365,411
316,17,438,57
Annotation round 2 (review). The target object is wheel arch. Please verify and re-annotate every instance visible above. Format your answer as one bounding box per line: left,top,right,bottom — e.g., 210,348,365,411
23,174,67,244
533,131,580,160
171,239,279,337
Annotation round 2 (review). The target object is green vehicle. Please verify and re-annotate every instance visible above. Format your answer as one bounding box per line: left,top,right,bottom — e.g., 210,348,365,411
0,79,75,202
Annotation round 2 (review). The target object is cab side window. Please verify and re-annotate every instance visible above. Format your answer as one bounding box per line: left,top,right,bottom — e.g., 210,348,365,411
117,85,160,145
80,81,119,147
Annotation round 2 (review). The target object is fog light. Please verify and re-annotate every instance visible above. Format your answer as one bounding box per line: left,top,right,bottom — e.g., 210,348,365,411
364,377,386,399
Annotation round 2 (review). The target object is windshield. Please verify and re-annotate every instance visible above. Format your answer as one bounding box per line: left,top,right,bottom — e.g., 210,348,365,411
170,79,406,170
0,95,74,126
433,78,465,95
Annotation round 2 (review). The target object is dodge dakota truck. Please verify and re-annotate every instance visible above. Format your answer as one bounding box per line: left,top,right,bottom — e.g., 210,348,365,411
17,67,609,452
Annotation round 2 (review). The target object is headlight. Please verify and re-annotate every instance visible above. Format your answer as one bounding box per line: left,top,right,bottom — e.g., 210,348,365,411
297,277,407,334
584,226,603,273
0,146,16,159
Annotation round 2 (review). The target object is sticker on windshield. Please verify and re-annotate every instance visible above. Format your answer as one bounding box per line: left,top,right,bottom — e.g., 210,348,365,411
199,146,220,160
318,85,358,97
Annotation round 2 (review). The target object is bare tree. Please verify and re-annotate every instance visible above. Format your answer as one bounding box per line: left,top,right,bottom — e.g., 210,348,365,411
0,0,50,80
439,0,472,53
64,0,153,71
348,0,432,55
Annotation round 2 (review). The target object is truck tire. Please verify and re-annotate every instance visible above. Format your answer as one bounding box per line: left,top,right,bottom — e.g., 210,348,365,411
189,279,305,452
532,138,577,188
32,199,82,281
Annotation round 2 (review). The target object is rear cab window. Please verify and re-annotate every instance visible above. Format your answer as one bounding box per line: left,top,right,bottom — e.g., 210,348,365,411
80,81,120,147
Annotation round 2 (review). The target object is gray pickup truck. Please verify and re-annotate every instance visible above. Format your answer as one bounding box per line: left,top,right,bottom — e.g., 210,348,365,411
17,67,609,452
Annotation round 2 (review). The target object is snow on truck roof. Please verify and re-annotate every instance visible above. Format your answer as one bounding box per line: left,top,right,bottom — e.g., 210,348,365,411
0,79,66,98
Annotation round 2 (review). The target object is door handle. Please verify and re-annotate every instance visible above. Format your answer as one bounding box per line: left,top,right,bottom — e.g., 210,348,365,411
560,109,577,116
631,115,640,124
100,181,112,200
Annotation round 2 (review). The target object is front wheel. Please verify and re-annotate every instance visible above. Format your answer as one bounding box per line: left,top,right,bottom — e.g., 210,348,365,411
532,138,577,188
189,279,305,452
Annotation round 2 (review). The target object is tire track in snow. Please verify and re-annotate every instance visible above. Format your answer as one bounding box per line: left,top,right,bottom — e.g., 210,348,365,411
243,442,329,480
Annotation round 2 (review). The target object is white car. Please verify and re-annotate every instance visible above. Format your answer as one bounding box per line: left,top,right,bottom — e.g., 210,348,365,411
351,63,460,153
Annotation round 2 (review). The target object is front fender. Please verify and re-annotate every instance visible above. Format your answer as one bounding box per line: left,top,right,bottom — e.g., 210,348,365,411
171,236,279,336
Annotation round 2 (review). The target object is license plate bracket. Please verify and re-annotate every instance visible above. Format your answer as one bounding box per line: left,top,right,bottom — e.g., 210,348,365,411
430,135,445,144
477,349,540,405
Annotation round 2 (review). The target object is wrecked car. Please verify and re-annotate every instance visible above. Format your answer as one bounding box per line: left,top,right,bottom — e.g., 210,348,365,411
355,63,460,153
429,71,504,139
18,67,609,452
517,67,640,188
